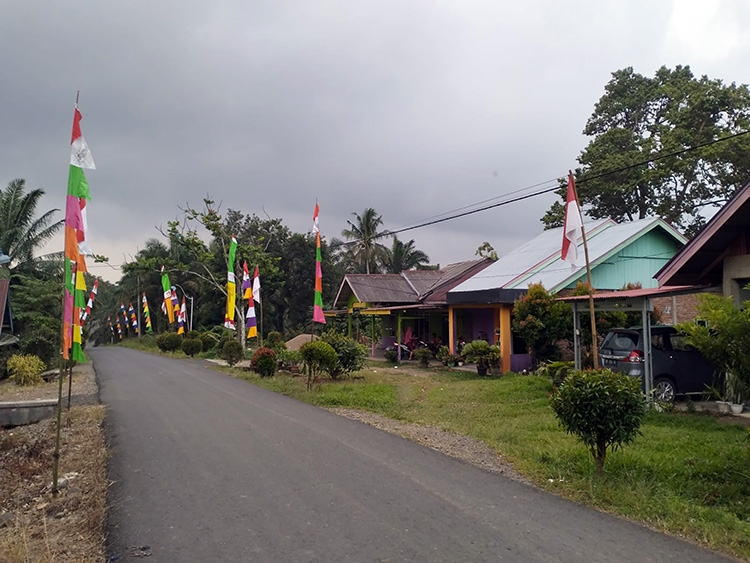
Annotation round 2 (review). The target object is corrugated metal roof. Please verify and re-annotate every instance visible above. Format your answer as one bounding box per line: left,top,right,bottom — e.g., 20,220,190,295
338,274,419,305
422,259,493,303
401,270,444,294
450,217,686,296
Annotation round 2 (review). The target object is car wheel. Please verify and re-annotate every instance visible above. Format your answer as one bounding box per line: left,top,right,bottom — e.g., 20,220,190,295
654,377,676,403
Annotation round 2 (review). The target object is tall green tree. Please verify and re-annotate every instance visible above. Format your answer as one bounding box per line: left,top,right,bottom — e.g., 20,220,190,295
381,236,429,273
0,178,63,273
338,207,388,274
542,66,750,236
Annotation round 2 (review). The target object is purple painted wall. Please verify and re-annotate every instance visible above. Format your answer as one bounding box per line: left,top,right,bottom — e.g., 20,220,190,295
470,309,495,343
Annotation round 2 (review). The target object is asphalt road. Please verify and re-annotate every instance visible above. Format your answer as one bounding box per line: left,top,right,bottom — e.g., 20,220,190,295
93,347,733,563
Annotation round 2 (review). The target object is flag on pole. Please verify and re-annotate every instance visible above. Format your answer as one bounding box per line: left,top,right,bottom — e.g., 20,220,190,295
161,266,175,323
561,171,583,269
312,203,326,324
243,261,257,339
142,293,153,333
170,286,180,320
129,303,139,334
252,265,261,305
115,314,122,340
80,279,98,325
64,103,95,362
177,297,186,335
108,315,114,337
120,302,129,329
224,236,237,329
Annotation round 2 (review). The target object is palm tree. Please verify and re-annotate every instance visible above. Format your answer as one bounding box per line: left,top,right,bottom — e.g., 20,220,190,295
339,207,388,274
0,179,63,273
382,237,430,273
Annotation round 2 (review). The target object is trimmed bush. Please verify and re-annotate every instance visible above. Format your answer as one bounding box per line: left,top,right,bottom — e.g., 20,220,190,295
200,332,218,351
162,333,183,353
300,340,338,390
156,333,170,352
550,368,646,476
221,340,244,367
320,330,367,379
186,330,201,340
251,347,277,377
266,331,287,352
414,347,433,368
7,354,46,386
182,338,203,357
384,349,399,364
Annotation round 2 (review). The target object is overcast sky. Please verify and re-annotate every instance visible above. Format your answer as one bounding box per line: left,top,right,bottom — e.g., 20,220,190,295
3,0,750,282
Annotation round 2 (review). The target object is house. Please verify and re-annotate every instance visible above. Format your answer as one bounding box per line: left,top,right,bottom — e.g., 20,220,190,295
656,178,750,306
447,217,688,371
332,259,494,353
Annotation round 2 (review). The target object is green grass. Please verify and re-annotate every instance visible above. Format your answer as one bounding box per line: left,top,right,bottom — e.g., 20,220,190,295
223,363,750,559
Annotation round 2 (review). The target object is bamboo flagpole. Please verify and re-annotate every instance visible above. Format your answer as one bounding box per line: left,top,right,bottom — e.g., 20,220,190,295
312,202,326,337
562,171,599,368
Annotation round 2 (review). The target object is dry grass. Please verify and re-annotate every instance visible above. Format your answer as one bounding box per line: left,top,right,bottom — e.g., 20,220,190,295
0,405,108,563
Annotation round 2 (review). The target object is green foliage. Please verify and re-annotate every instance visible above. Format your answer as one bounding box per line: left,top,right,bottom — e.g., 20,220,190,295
535,361,575,381
156,332,183,353
319,330,367,378
251,347,277,377
381,236,429,274
300,340,338,389
278,349,302,370
155,333,169,352
7,354,46,386
200,332,218,351
181,338,203,357
436,345,450,365
266,331,286,352
186,330,201,340
513,283,571,362
383,349,399,364
678,293,750,403
461,340,493,368
542,65,750,235
475,241,498,261
336,207,388,274
221,340,244,366
414,347,433,367
18,326,57,368
550,369,646,476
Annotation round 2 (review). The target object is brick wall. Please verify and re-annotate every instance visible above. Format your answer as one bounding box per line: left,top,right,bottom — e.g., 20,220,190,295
651,293,715,325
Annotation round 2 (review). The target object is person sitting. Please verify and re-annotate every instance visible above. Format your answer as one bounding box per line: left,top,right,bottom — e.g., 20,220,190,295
457,336,466,356
407,335,419,360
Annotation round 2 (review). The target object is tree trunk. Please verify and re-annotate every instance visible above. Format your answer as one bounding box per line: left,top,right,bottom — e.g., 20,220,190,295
595,441,606,477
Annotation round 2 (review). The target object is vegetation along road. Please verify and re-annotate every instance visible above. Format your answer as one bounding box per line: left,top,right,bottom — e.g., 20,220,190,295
94,347,733,562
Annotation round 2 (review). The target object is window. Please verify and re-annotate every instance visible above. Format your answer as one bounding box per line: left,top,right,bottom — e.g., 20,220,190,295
670,333,695,352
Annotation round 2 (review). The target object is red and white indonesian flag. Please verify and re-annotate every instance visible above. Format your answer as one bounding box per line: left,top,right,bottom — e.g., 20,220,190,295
312,202,320,234
71,106,96,170
561,171,583,269
252,265,261,304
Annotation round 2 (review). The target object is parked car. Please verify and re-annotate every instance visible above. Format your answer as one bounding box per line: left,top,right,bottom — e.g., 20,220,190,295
599,326,717,403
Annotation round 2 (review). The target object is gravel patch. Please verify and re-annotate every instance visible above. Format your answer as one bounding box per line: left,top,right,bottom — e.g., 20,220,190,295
328,407,527,483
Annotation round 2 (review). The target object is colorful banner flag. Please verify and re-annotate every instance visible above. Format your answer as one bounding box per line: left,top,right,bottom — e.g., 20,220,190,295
253,265,261,304
120,302,129,329
243,261,257,339
312,203,326,324
108,315,114,338
115,314,122,340
80,279,98,325
63,103,95,362
142,293,153,333
562,171,583,269
178,297,186,335
224,236,237,329
129,303,139,334
170,286,180,320
161,266,175,323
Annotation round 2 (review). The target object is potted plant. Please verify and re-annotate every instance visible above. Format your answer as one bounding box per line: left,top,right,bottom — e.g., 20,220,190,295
461,339,492,376
414,347,433,368
487,345,502,375
728,374,746,414
436,345,450,366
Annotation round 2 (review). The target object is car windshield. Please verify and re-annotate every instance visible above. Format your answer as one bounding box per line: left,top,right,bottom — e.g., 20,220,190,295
602,331,639,351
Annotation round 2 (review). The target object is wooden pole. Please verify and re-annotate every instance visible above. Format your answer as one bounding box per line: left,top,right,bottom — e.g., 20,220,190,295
570,170,599,368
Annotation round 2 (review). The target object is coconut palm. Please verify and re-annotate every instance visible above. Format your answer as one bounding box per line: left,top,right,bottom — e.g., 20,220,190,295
339,207,388,274
382,236,430,273
0,179,63,273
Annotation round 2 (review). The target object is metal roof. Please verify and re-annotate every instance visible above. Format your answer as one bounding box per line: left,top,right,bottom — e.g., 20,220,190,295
449,217,686,297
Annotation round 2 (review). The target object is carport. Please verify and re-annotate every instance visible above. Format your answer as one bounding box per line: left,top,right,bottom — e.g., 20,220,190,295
559,285,710,404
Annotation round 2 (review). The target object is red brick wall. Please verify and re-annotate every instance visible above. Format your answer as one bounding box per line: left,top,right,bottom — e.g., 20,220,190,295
651,293,713,325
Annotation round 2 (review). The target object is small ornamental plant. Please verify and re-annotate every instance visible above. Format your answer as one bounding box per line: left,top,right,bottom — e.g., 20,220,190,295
7,354,46,386
221,340,244,367
550,368,646,476
414,347,433,368
251,347,277,378
320,330,367,379
181,338,203,357
300,340,338,390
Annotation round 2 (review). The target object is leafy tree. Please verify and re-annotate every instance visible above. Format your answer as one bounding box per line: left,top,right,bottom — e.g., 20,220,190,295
381,236,429,273
550,369,646,476
542,66,750,236
0,178,63,273
300,340,337,389
512,283,571,362
337,207,388,274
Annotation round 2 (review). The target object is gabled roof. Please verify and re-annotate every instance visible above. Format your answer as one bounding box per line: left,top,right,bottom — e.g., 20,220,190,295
332,259,494,308
449,217,687,300
656,179,750,286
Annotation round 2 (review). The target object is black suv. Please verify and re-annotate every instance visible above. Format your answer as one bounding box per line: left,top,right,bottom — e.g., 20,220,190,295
599,326,717,402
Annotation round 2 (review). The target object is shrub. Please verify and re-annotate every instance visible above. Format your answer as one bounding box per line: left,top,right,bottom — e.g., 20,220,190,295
218,334,233,353
162,333,183,353
19,327,57,367
138,333,158,349
550,368,646,476
221,340,244,367
278,349,302,371
251,347,277,377
266,331,287,352
462,340,492,368
384,349,399,364
186,330,201,340
536,361,575,382
200,332,218,351
182,338,203,357
156,333,170,352
436,345,450,365
320,330,367,379
414,347,433,368
7,354,46,386
300,341,338,390
512,283,570,363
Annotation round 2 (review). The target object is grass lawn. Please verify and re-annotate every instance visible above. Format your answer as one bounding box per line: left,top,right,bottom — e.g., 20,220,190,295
223,361,750,560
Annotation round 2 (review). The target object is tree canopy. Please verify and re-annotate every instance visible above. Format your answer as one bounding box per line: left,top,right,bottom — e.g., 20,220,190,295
542,65,750,236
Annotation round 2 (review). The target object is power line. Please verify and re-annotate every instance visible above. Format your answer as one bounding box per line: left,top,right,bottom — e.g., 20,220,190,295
357,128,750,243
